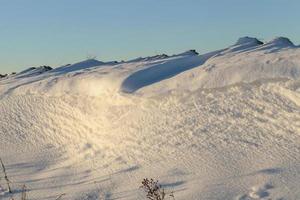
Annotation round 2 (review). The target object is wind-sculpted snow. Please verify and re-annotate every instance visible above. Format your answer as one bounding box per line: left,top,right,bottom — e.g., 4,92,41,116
121,55,204,93
52,59,106,74
1,80,300,200
234,36,263,46
138,45,300,95
1,37,300,97
0,37,300,199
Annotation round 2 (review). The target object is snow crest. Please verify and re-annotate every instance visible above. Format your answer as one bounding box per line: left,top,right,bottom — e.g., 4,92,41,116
0,37,300,200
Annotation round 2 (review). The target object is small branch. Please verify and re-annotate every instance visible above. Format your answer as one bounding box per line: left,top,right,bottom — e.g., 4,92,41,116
21,185,27,200
141,178,174,200
55,193,66,200
0,158,12,193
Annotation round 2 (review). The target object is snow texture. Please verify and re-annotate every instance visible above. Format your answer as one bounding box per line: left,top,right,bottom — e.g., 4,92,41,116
0,37,300,200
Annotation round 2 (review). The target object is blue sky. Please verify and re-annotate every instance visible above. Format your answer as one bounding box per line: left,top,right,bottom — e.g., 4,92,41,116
1,0,300,73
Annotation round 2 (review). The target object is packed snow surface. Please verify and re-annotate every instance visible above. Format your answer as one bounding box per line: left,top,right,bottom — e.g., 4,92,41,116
0,37,300,200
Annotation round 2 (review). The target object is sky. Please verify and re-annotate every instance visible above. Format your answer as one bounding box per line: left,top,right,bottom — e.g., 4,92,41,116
0,0,300,74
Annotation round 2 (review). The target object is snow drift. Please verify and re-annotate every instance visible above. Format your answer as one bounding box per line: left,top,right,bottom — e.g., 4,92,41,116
0,37,300,200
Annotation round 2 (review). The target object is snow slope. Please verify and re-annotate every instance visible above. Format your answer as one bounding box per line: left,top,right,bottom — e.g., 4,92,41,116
0,37,300,200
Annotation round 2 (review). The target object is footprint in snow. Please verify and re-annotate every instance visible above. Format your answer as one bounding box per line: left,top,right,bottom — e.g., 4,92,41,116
237,183,275,200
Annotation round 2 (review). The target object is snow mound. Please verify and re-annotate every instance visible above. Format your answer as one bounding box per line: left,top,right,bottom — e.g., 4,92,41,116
234,36,263,46
127,50,198,63
133,37,300,94
52,59,106,73
176,49,199,56
208,37,263,57
121,54,203,93
16,66,52,78
255,37,296,53
1,80,300,200
1,37,300,97
128,54,170,63
0,36,300,200
266,37,295,47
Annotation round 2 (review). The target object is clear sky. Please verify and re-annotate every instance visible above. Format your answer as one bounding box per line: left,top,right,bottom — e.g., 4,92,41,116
1,0,300,74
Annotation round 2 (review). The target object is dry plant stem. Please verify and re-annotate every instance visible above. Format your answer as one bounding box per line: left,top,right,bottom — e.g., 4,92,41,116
141,178,167,200
0,158,12,193
21,185,26,200
55,193,66,200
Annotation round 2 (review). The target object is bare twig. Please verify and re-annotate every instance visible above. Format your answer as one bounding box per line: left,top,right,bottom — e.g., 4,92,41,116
0,158,12,193
169,191,175,200
54,193,66,200
140,178,166,200
21,185,26,200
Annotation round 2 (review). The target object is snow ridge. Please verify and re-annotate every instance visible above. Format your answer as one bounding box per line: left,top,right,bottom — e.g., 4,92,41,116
0,36,300,200
234,36,263,46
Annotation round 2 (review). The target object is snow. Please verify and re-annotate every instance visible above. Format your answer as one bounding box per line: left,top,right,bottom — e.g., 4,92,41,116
15,66,53,79
266,37,295,47
121,54,203,93
52,59,106,73
234,36,263,46
0,37,300,200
